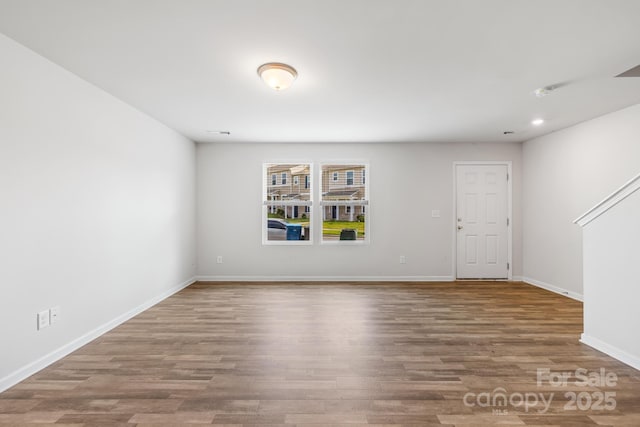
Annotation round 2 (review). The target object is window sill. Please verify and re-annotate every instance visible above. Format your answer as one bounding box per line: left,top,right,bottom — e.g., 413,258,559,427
320,239,369,245
263,240,314,246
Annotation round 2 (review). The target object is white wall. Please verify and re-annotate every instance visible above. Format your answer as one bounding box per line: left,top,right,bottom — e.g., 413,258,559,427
580,184,640,369
522,103,640,298
197,142,522,279
0,34,196,389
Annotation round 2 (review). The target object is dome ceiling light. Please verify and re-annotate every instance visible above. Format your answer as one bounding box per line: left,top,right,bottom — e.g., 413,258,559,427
257,62,297,91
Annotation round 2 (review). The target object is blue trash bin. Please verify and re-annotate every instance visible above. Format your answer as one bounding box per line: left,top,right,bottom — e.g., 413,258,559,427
286,223,302,240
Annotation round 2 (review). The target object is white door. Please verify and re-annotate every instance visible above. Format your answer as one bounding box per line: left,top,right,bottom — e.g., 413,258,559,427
456,164,509,279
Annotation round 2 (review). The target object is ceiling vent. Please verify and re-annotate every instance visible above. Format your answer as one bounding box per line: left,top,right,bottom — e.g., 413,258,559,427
616,64,640,77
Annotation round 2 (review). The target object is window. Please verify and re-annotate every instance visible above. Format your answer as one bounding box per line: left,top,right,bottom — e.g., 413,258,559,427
294,176,299,185
346,171,354,186
304,175,309,189
362,169,365,184
263,163,312,245
320,164,369,243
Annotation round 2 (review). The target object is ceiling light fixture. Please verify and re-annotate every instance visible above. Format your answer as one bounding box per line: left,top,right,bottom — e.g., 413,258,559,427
531,118,545,126
206,130,231,135
258,62,297,91
534,87,552,98
534,82,567,97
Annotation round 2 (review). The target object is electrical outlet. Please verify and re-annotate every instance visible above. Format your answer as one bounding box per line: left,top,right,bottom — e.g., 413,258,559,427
50,306,60,324
400,255,406,264
216,256,223,264
37,310,50,330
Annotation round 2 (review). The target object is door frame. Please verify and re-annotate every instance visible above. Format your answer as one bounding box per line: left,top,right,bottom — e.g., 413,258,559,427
452,161,513,280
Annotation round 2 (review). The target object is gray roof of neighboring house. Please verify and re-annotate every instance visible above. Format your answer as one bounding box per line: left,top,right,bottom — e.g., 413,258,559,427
267,191,310,199
323,190,359,199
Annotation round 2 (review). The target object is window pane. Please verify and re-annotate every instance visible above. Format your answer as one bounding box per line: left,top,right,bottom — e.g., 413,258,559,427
322,165,366,202
321,205,365,241
265,207,312,241
265,163,311,204
321,164,368,242
264,163,312,244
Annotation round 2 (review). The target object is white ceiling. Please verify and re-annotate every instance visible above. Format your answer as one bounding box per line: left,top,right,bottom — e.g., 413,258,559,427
1,0,640,144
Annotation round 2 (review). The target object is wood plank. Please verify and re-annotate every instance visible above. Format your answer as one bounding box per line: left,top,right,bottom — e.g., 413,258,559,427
1,281,638,426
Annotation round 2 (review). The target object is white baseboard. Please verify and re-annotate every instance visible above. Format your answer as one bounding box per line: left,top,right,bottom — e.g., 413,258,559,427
0,276,197,394
196,275,455,282
521,276,583,301
580,333,640,371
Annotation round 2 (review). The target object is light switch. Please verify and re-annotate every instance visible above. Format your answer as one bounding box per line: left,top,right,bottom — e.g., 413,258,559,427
37,310,50,330
50,306,60,324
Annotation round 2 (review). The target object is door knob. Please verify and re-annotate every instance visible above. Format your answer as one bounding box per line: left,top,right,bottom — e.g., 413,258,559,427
457,225,463,230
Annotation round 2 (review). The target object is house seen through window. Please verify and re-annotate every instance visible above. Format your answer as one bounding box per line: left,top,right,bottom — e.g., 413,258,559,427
321,164,368,242
263,163,312,244
263,162,368,244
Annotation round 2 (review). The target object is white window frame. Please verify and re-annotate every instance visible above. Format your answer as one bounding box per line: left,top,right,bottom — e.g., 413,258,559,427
293,176,299,185
263,162,313,246
281,172,287,185
332,172,339,182
319,162,370,245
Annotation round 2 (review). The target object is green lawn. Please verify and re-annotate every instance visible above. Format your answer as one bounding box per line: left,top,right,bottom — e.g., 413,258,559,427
322,220,365,237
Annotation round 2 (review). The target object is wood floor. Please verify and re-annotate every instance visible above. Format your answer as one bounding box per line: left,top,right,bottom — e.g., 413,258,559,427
1,281,639,426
